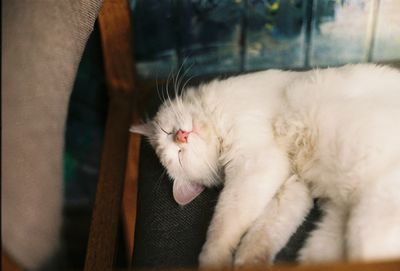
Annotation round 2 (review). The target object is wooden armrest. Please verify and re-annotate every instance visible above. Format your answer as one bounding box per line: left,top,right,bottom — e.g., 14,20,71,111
2,251,22,271
84,0,139,270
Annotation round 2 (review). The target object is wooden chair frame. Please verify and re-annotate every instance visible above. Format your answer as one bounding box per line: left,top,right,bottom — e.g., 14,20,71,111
84,0,140,270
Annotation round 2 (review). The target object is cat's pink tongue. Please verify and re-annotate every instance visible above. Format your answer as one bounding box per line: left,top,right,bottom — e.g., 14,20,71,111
173,181,205,206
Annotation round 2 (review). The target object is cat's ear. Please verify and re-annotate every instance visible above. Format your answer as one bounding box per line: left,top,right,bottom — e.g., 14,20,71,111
129,122,153,137
173,180,205,206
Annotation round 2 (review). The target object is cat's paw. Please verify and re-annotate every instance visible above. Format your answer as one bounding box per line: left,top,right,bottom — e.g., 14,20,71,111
198,247,233,268
234,241,273,267
233,220,274,267
298,236,344,264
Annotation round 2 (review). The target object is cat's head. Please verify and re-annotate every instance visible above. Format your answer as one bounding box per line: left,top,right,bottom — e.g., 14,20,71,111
130,89,221,205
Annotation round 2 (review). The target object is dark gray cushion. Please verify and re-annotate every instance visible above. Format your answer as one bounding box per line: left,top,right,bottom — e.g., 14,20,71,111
133,141,221,268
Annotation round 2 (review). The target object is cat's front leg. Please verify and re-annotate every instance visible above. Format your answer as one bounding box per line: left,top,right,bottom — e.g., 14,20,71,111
234,175,313,267
199,146,290,268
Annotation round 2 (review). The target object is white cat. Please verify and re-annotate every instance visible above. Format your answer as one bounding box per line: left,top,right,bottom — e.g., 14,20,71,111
130,64,400,267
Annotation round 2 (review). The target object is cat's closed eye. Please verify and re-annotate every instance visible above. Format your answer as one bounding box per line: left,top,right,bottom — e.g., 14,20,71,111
155,121,173,135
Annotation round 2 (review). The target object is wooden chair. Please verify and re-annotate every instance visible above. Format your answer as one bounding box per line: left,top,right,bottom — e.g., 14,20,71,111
2,253,22,271
83,1,400,270
83,0,140,270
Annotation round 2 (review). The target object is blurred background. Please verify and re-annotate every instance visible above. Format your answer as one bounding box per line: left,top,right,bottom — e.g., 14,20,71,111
63,0,400,269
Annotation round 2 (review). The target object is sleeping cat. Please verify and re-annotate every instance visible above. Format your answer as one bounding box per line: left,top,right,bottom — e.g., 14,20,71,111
130,64,400,267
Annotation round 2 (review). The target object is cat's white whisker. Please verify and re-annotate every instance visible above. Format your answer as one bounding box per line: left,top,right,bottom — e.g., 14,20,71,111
177,149,184,168
165,81,183,126
175,61,193,113
165,70,187,127
152,169,167,196
181,73,196,96
173,59,186,98
177,61,194,93
155,75,165,104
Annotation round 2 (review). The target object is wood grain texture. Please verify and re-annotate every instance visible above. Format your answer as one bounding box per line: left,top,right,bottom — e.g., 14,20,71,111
109,259,400,271
122,131,141,266
128,260,400,271
98,0,135,94
267,259,400,271
84,0,139,270
84,95,133,271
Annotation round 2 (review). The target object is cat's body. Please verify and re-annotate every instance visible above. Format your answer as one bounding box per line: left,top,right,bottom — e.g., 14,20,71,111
131,64,400,267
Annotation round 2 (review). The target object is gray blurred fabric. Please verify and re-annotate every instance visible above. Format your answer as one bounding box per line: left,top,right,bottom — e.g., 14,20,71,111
2,1,103,269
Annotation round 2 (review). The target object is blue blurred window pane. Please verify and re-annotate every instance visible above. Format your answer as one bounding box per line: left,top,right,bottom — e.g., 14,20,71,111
131,0,178,78
245,0,307,70
131,0,400,79
372,0,400,61
179,0,243,77
309,0,375,66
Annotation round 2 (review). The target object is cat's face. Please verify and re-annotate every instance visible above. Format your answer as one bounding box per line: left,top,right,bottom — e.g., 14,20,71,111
130,92,221,205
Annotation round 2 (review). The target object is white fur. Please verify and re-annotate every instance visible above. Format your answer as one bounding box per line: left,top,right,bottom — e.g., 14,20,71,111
234,175,312,266
131,64,400,267
298,200,347,263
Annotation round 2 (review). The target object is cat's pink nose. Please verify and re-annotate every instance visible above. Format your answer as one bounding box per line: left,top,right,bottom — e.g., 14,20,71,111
176,129,190,143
